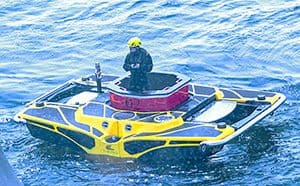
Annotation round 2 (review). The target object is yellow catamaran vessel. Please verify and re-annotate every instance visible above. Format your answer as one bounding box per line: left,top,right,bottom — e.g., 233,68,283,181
14,63,285,161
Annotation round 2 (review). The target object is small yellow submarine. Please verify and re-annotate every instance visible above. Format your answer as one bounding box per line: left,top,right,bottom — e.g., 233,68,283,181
14,63,285,160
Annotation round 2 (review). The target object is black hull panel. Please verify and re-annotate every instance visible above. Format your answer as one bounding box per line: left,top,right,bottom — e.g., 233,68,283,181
138,145,224,163
26,123,85,154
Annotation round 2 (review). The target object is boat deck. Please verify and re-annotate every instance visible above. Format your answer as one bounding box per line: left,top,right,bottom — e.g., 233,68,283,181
15,74,286,158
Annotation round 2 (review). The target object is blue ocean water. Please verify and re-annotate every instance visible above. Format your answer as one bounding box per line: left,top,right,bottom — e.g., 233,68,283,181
0,0,299,185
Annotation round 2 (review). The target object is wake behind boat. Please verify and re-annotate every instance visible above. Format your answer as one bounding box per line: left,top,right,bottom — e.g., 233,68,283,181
14,63,285,161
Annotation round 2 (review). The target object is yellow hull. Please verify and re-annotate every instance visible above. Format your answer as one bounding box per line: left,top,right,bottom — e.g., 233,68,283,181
14,74,285,159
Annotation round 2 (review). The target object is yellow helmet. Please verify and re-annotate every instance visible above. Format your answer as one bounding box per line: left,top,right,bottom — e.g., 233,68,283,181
128,37,142,47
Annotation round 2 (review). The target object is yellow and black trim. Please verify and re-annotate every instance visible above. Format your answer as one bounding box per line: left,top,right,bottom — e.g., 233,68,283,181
14,74,285,159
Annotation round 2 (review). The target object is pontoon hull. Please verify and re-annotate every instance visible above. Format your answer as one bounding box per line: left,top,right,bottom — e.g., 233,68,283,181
14,73,285,160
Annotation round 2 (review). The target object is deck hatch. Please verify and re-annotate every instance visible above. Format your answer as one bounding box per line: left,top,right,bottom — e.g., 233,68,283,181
24,107,68,125
83,103,104,117
161,125,221,137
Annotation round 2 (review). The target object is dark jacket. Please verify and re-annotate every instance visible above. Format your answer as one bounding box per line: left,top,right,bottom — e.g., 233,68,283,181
123,47,153,74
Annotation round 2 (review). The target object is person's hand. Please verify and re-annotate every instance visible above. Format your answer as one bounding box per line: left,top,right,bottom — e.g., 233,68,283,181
130,64,140,69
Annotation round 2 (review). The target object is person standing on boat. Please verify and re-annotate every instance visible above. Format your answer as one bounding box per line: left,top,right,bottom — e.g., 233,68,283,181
123,37,153,92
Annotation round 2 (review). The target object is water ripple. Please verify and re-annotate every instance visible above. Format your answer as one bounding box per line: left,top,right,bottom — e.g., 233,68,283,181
0,0,299,185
